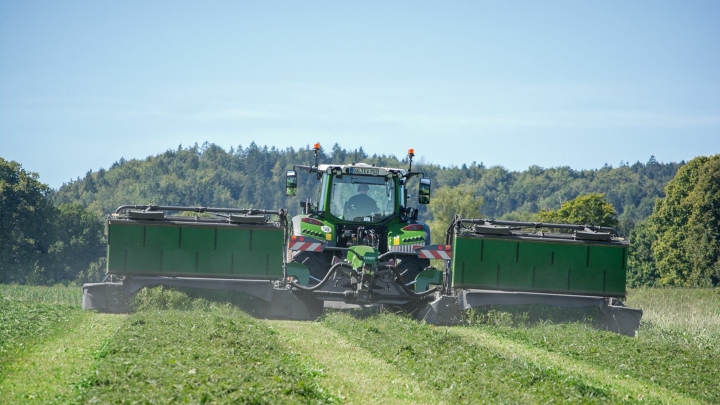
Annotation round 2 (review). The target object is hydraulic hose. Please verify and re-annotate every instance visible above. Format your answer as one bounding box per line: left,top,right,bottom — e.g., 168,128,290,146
291,262,439,299
290,262,355,291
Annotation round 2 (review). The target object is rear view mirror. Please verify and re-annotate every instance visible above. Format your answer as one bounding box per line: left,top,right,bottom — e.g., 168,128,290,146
418,178,431,204
286,170,297,196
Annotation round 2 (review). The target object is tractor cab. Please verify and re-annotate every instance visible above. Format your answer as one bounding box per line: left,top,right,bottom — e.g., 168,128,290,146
323,164,399,223
286,145,430,222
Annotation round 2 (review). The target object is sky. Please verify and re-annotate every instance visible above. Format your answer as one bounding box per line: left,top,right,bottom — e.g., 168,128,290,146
1,1,719,190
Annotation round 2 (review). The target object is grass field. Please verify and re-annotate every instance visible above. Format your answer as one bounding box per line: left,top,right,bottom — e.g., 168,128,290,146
1,285,718,404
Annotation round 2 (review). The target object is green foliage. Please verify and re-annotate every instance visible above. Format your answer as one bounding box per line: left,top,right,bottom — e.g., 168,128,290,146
130,286,199,311
426,184,483,244
0,158,55,283
53,144,679,231
536,193,620,230
0,291,133,405
0,159,105,285
430,158,679,237
649,155,720,286
480,320,720,404
54,142,332,217
626,219,659,287
46,203,106,283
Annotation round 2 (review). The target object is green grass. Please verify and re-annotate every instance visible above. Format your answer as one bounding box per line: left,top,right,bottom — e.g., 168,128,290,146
2,285,719,404
0,294,125,405
128,285,270,315
320,311,635,404
0,299,82,373
0,283,82,307
0,311,124,404
266,320,438,404
465,322,717,404
83,305,338,404
626,288,720,339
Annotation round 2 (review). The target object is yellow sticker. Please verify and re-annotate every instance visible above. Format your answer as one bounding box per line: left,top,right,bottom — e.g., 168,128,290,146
393,236,400,246
326,233,332,241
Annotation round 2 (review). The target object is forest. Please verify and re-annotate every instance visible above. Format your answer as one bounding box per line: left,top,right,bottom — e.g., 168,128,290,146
1,142,718,288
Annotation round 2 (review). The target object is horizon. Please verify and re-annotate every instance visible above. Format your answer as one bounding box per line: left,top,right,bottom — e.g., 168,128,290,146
28,138,698,191
5,132,715,191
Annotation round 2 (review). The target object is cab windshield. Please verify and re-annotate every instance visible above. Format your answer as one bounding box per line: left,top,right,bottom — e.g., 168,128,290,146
329,175,396,222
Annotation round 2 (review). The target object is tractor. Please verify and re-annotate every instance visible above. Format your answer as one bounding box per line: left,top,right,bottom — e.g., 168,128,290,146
82,144,643,336
283,143,439,306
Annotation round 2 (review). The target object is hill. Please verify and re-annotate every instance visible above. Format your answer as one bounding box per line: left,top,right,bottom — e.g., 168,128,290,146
53,142,680,237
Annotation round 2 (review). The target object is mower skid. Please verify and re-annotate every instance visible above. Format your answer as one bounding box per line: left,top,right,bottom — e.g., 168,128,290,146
414,295,463,326
83,281,129,313
601,303,643,337
269,289,324,320
82,275,323,321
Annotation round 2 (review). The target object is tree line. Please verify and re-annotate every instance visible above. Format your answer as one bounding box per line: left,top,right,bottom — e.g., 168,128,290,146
2,142,717,287
0,158,105,284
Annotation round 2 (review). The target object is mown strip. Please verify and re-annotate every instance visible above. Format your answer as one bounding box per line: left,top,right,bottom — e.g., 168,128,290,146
0,299,81,375
266,320,436,404
321,311,654,404
450,326,700,405
477,323,720,404
82,306,339,404
0,311,124,404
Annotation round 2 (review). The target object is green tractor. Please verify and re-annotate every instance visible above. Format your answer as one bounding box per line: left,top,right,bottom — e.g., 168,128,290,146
82,144,643,336
284,144,438,297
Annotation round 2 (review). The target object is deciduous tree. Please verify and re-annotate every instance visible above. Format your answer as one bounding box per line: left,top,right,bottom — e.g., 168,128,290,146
427,184,483,244
651,155,720,286
536,193,620,230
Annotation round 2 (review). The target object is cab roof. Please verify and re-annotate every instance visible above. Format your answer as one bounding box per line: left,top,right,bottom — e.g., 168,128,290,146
317,162,406,176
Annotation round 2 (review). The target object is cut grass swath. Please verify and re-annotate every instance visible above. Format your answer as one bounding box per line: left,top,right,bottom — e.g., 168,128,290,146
320,311,626,404
0,311,124,404
0,299,81,374
82,306,339,404
266,320,436,405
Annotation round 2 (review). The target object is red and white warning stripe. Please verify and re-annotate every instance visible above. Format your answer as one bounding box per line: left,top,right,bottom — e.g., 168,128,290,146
416,245,453,260
289,241,323,252
289,236,324,252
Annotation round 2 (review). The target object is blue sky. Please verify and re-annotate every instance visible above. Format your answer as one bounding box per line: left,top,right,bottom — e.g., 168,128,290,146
1,1,718,189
